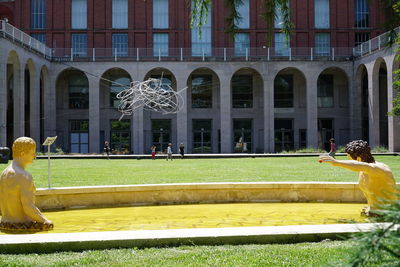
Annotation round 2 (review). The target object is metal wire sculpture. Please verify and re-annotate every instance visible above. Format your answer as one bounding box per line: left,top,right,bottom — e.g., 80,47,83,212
116,78,186,119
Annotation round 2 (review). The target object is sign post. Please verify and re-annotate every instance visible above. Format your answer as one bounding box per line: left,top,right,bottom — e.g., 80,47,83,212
42,136,57,188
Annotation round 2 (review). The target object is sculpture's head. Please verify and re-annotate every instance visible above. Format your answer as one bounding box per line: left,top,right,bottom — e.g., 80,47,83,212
12,137,36,167
345,140,375,163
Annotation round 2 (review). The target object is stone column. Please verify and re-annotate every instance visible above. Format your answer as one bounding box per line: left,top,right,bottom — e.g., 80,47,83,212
88,77,100,153
44,70,56,140
0,52,6,146
367,64,380,147
306,73,318,148
220,76,232,153
176,75,188,153
132,107,144,154
348,71,362,140
263,73,274,152
30,69,41,145
386,61,400,152
13,66,24,139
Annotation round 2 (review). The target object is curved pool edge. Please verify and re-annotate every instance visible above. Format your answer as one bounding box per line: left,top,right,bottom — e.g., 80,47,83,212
0,223,391,254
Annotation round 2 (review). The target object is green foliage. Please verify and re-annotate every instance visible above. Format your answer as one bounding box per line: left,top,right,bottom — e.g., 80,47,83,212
349,199,400,266
224,0,242,37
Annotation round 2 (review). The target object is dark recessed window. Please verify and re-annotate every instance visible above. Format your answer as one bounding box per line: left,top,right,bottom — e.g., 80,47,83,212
274,75,293,108
232,75,253,108
191,75,212,108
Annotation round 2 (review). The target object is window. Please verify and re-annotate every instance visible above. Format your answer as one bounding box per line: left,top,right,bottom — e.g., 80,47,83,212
191,75,212,108
110,120,131,153
151,119,171,153
233,119,252,153
153,33,169,56
315,33,330,56
274,1,288,29
69,74,89,109
153,0,168,29
112,0,128,29
274,75,293,108
31,33,46,44
318,74,334,108
275,33,289,56
355,0,369,28
318,119,334,150
355,32,370,46
70,120,89,153
274,119,294,152
72,34,87,57
109,76,131,108
112,33,128,57
232,75,252,108
234,33,250,56
192,119,212,153
31,0,46,29
191,1,211,56
314,0,329,28
236,0,249,29
72,0,87,29
150,75,172,91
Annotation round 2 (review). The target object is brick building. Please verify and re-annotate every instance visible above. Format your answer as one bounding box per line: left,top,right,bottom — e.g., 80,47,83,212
0,0,399,154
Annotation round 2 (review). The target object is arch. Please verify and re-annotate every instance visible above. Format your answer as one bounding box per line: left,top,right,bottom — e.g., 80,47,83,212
187,67,221,109
273,67,307,152
372,57,389,147
316,67,350,150
143,67,177,90
56,67,89,110
100,67,132,109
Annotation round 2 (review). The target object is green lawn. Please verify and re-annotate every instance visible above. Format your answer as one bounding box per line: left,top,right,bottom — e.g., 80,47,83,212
0,241,357,267
0,155,398,188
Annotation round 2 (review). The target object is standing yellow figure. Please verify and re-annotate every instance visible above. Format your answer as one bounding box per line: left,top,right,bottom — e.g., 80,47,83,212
319,140,398,216
0,137,53,231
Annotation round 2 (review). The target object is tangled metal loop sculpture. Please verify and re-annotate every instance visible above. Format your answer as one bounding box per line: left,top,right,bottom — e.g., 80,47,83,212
116,78,186,119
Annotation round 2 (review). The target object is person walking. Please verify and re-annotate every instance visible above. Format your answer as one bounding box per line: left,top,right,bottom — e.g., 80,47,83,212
166,143,173,161
179,143,185,159
151,145,156,160
104,141,111,159
329,138,336,158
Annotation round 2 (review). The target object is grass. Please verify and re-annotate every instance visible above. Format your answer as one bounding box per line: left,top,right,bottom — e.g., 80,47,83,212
0,156,398,188
0,241,357,267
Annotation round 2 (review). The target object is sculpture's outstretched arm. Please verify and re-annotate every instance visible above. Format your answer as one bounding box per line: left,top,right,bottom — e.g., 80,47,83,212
20,177,49,223
319,155,384,176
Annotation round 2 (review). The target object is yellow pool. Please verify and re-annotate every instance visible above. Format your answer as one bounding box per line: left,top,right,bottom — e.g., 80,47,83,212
0,203,368,234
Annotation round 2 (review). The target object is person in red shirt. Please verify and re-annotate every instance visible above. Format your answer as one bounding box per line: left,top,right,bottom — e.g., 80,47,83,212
329,138,336,158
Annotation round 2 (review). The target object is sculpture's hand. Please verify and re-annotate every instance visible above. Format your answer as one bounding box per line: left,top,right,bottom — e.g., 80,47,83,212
319,155,336,164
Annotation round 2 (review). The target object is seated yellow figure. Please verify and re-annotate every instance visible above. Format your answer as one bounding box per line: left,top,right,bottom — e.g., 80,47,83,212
319,140,398,216
0,137,53,231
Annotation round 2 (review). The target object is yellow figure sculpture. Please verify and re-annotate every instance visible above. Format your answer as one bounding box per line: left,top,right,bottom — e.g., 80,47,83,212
319,140,398,216
0,137,53,231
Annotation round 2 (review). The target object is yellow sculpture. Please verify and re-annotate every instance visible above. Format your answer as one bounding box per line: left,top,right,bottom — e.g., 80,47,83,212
319,140,398,216
0,137,53,231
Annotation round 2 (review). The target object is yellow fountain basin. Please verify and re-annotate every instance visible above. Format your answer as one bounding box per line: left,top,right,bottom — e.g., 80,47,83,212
1,203,367,234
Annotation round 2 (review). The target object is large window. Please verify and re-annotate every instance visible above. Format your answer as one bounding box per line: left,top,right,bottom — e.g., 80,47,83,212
275,33,290,56
69,74,89,109
31,33,46,44
192,119,212,153
110,120,131,153
236,0,249,29
151,119,171,153
191,1,211,56
274,1,289,29
274,119,294,152
314,0,329,28
191,75,212,108
318,119,334,151
153,33,169,56
233,119,252,153
70,120,89,153
317,74,334,108
31,0,46,29
153,0,168,29
232,75,252,108
315,33,330,56
72,33,87,57
72,0,87,29
112,0,128,29
355,0,369,28
234,33,250,56
110,76,131,108
112,33,128,57
274,75,293,108
355,32,370,46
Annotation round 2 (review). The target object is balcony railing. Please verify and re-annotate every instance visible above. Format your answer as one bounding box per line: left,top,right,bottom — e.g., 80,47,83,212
1,20,398,62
